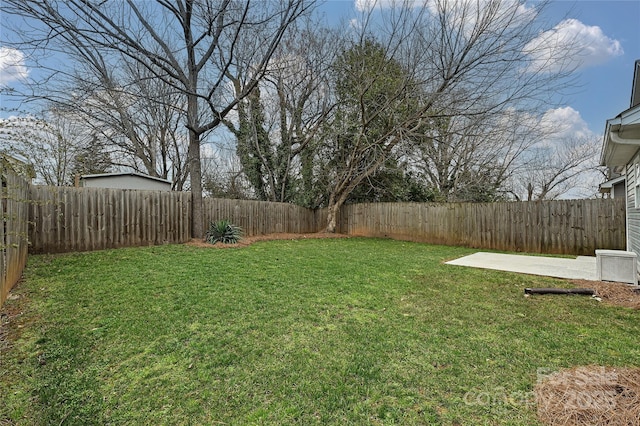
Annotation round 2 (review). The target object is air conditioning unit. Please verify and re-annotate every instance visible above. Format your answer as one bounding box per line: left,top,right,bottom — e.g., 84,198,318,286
596,250,638,285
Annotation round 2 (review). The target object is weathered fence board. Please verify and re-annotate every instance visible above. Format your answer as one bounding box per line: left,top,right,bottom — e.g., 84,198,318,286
337,199,626,255
1,170,30,306
29,186,191,254
202,198,321,236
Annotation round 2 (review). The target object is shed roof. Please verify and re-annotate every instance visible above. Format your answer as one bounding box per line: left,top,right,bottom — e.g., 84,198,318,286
80,172,171,185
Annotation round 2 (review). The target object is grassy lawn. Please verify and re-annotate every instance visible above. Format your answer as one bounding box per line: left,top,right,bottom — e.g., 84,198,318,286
1,238,638,425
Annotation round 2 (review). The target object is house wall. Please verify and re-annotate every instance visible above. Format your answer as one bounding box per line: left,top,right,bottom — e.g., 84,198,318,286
626,152,640,267
82,175,171,191
613,181,626,199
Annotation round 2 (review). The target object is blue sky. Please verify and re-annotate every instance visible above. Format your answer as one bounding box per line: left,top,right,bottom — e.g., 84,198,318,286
1,0,639,139
315,0,640,139
545,1,640,133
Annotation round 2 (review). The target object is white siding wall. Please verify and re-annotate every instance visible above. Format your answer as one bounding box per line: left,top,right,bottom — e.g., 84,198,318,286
626,153,640,268
613,181,626,199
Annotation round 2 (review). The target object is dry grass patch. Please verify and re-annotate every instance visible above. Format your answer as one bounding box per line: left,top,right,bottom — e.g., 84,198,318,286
571,280,640,310
535,365,640,426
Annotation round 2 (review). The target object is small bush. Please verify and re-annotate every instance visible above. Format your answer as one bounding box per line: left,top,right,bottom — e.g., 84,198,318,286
204,220,242,244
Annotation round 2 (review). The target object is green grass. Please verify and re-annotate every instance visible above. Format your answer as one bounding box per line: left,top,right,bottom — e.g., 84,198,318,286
1,238,638,425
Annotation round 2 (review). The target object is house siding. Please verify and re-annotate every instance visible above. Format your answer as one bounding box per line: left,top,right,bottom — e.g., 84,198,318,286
626,153,640,268
613,181,626,199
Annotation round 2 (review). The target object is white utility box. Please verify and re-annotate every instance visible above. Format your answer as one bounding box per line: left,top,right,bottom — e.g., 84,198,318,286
595,250,638,285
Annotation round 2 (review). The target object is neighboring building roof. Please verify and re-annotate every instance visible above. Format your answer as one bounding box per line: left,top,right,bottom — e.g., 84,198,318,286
81,172,171,185
80,172,172,191
1,152,35,180
0,151,29,165
598,175,626,193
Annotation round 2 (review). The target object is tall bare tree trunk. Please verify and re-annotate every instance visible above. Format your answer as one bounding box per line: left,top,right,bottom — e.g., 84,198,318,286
188,132,204,239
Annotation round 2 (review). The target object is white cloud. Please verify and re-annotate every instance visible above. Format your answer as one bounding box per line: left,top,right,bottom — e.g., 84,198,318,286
538,107,602,199
354,0,538,51
0,47,29,87
524,19,623,73
538,106,596,142
355,0,394,12
495,106,596,146
356,0,535,31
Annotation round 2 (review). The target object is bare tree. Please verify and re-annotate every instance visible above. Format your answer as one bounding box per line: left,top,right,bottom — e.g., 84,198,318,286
55,58,191,190
223,19,337,203
510,135,601,200
0,111,110,186
317,0,575,232
1,0,313,237
202,151,252,199
410,111,536,202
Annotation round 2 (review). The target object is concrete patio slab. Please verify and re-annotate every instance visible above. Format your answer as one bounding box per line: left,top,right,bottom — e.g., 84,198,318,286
445,252,597,281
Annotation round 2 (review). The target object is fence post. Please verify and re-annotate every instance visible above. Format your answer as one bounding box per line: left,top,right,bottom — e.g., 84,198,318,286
1,169,6,306
1,166,30,307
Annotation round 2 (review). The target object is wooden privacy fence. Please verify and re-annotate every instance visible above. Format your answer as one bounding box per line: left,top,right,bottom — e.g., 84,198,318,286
1,169,30,307
27,189,323,253
26,187,626,256
337,199,626,255
203,198,321,235
29,186,191,254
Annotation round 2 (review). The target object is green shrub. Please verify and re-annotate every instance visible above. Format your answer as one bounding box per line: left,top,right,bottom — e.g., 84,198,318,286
204,220,242,244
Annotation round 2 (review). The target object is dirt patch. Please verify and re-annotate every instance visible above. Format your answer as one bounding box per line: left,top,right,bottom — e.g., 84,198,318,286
185,232,350,249
570,279,640,310
536,365,640,426
0,287,29,354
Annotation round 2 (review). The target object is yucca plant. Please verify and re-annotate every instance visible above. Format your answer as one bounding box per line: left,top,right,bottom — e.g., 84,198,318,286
204,220,242,244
